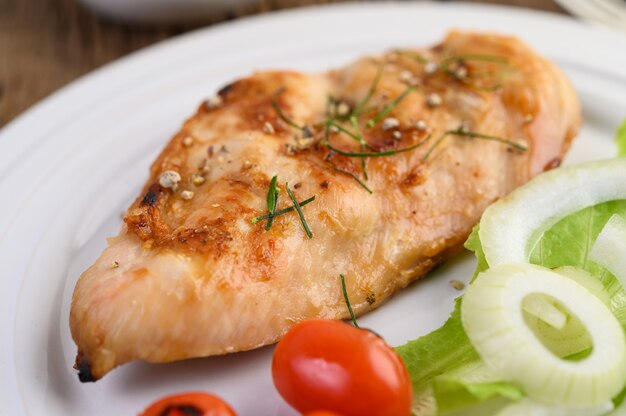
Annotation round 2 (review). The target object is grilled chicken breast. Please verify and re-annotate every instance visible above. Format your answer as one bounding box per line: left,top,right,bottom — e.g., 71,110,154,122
70,31,580,381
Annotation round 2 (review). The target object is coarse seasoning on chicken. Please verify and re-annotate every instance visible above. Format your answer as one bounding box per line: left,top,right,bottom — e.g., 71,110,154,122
70,31,581,381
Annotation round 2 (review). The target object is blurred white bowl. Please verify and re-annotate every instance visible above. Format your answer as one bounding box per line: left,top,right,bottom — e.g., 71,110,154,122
553,0,626,32
80,0,259,24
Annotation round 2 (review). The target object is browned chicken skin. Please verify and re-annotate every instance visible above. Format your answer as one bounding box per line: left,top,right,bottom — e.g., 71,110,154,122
70,31,580,381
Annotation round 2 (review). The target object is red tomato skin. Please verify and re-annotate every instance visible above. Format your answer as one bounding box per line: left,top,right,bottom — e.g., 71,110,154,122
140,392,237,416
272,319,412,416
303,411,345,416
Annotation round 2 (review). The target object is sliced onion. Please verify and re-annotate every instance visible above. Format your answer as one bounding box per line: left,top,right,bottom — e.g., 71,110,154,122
555,266,611,306
496,398,613,416
461,263,626,406
478,159,626,267
522,294,566,330
590,214,626,289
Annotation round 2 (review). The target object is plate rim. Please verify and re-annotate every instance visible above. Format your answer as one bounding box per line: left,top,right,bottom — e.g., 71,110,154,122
2,2,626,415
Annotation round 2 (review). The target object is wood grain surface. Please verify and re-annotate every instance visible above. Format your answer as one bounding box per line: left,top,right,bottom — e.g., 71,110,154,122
0,0,567,127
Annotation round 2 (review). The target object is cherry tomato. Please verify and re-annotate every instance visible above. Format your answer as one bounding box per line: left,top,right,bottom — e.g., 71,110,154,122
140,392,237,416
303,411,344,416
272,319,412,416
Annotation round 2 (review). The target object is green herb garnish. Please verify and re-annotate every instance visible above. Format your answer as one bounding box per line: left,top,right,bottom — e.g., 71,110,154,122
367,86,414,128
251,196,316,223
272,87,304,131
440,54,509,92
285,182,313,238
352,65,383,117
327,120,376,151
325,126,431,158
331,166,373,194
394,49,429,63
440,54,508,70
340,274,360,328
350,116,369,179
422,129,526,161
264,175,280,231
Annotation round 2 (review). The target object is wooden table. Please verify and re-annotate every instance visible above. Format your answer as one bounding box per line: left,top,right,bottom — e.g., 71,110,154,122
0,0,567,127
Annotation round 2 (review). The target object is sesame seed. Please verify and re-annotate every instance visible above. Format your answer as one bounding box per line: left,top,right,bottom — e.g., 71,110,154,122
111,261,119,269
524,114,534,124
424,61,439,75
181,190,194,200
285,144,297,155
329,125,340,134
399,70,414,83
426,93,442,108
159,170,181,189
295,135,314,149
407,76,422,87
392,131,403,140
182,136,194,147
336,102,350,117
205,95,223,109
458,122,470,133
190,174,206,186
211,203,220,208
302,125,315,139
415,119,428,131
454,66,468,80
382,117,400,131
449,280,465,291
263,121,275,134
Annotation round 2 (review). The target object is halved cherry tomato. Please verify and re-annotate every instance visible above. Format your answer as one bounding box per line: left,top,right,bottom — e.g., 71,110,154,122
140,392,237,416
272,319,412,416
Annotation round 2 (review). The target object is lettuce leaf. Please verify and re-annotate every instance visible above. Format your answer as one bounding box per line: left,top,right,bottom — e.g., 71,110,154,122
617,119,626,157
396,298,479,401
529,200,626,328
397,201,626,415
433,379,522,415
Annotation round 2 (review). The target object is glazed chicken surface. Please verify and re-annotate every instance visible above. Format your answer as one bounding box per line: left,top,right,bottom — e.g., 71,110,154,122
70,31,581,381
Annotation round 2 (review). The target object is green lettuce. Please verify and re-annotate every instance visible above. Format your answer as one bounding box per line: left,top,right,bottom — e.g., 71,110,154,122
433,379,522,415
395,299,479,400
397,201,626,415
617,119,626,157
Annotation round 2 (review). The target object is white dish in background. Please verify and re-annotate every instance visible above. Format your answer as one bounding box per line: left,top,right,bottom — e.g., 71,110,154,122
1,3,626,415
80,0,259,24
554,0,626,32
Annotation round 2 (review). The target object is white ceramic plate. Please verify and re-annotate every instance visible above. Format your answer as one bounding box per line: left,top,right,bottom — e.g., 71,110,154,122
1,3,626,415
554,0,626,32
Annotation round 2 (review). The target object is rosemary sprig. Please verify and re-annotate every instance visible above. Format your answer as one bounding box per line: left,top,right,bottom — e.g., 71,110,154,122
340,274,359,328
352,65,383,117
264,175,280,231
394,49,429,63
422,128,527,161
367,86,414,128
285,182,313,239
327,120,377,151
331,166,373,194
440,54,508,69
325,132,431,158
350,116,369,180
441,54,509,92
251,196,316,223
272,87,304,131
